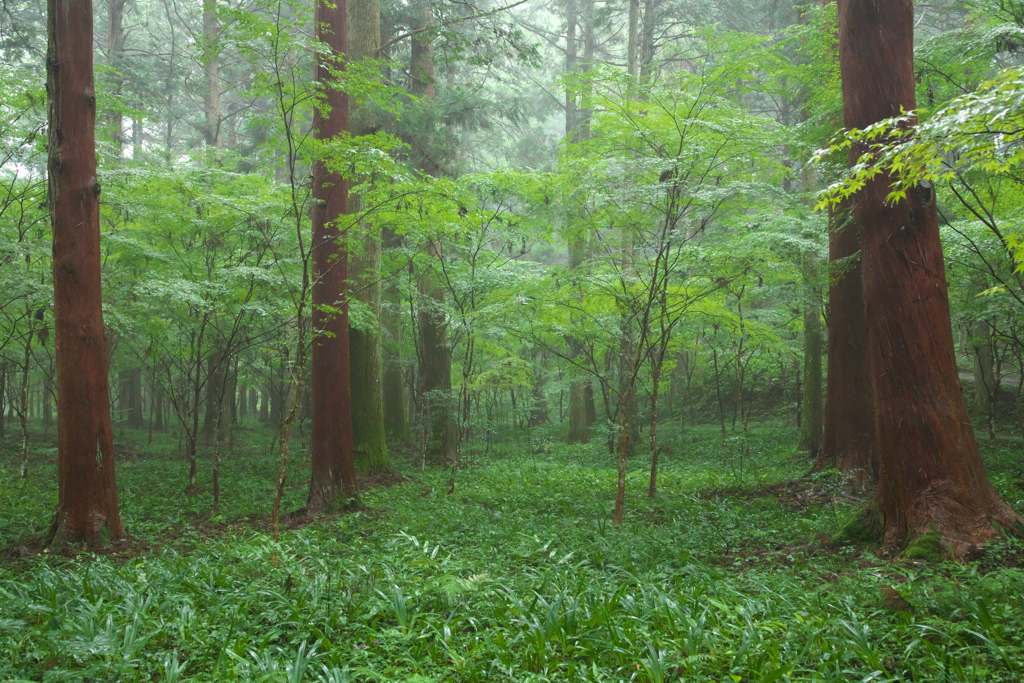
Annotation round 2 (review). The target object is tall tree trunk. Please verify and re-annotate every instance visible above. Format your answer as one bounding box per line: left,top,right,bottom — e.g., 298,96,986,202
154,381,165,430
382,230,411,445
417,246,460,463
202,0,222,151
308,0,357,513
838,0,1021,554
18,329,32,479
529,350,551,427
627,0,639,79
584,383,596,428
0,363,6,441
106,0,127,154
816,0,876,490
42,365,54,432
566,237,590,443
348,0,392,473
800,259,824,459
639,0,656,81
970,319,997,440
564,0,592,444
409,5,459,462
46,0,124,546
127,367,143,428
200,349,225,443
818,203,876,488
238,381,248,419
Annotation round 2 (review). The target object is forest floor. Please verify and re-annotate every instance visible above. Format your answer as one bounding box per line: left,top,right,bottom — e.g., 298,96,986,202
2,422,1024,682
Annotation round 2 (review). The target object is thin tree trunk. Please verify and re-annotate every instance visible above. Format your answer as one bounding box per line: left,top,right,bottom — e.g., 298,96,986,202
0,363,6,441
613,385,631,525
712,341,726,440
18,329,32,479
648,355,663,497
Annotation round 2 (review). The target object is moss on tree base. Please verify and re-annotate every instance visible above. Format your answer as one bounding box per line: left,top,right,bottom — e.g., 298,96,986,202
833,505,883,547
831,506,1019,561
902,528,945,562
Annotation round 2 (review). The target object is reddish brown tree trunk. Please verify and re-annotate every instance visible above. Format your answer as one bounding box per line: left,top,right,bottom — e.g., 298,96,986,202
307,0,357,513
818,202,877,490
839,0,1021,554
46,0,124,547
815,0,876,491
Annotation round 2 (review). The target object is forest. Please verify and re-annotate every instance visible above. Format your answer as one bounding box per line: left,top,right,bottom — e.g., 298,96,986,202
4,0,1024,679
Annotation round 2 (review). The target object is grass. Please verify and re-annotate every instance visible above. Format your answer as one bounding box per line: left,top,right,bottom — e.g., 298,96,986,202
2,422,1024,681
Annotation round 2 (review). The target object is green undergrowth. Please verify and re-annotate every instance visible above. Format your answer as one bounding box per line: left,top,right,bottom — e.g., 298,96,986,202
2,424,1024,681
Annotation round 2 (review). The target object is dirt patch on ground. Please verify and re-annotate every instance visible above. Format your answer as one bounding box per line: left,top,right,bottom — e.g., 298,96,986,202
699,479,865,511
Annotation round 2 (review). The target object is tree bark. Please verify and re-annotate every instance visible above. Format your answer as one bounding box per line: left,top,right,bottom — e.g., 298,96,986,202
200,349,225,443
417,243,460,463
0,363,6,441
308,0,357,513
838,0,1021,554
238,381,248,419
120,367,143,429
348,0,393,473
407,6,459,462
154,380,165,430
202,0,222,151
564,0,592,444
970,319,997,440
46,0,124,546
816,0,875,489
818,204,877,489
800,259,824,459
106,0,127,153
382,230,411,445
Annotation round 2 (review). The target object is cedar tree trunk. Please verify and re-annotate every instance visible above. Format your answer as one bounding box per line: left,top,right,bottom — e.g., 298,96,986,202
838,0,1021,554
409,9,459,462
349,0,393,473
47,0,124,546
202,0,222,150
800,261,824,459
308,0,357,513
818,203,877,490
382,229,411,445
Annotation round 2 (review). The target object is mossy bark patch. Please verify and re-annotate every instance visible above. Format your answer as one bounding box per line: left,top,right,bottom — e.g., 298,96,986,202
902,528,945,562
832,505,882,547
